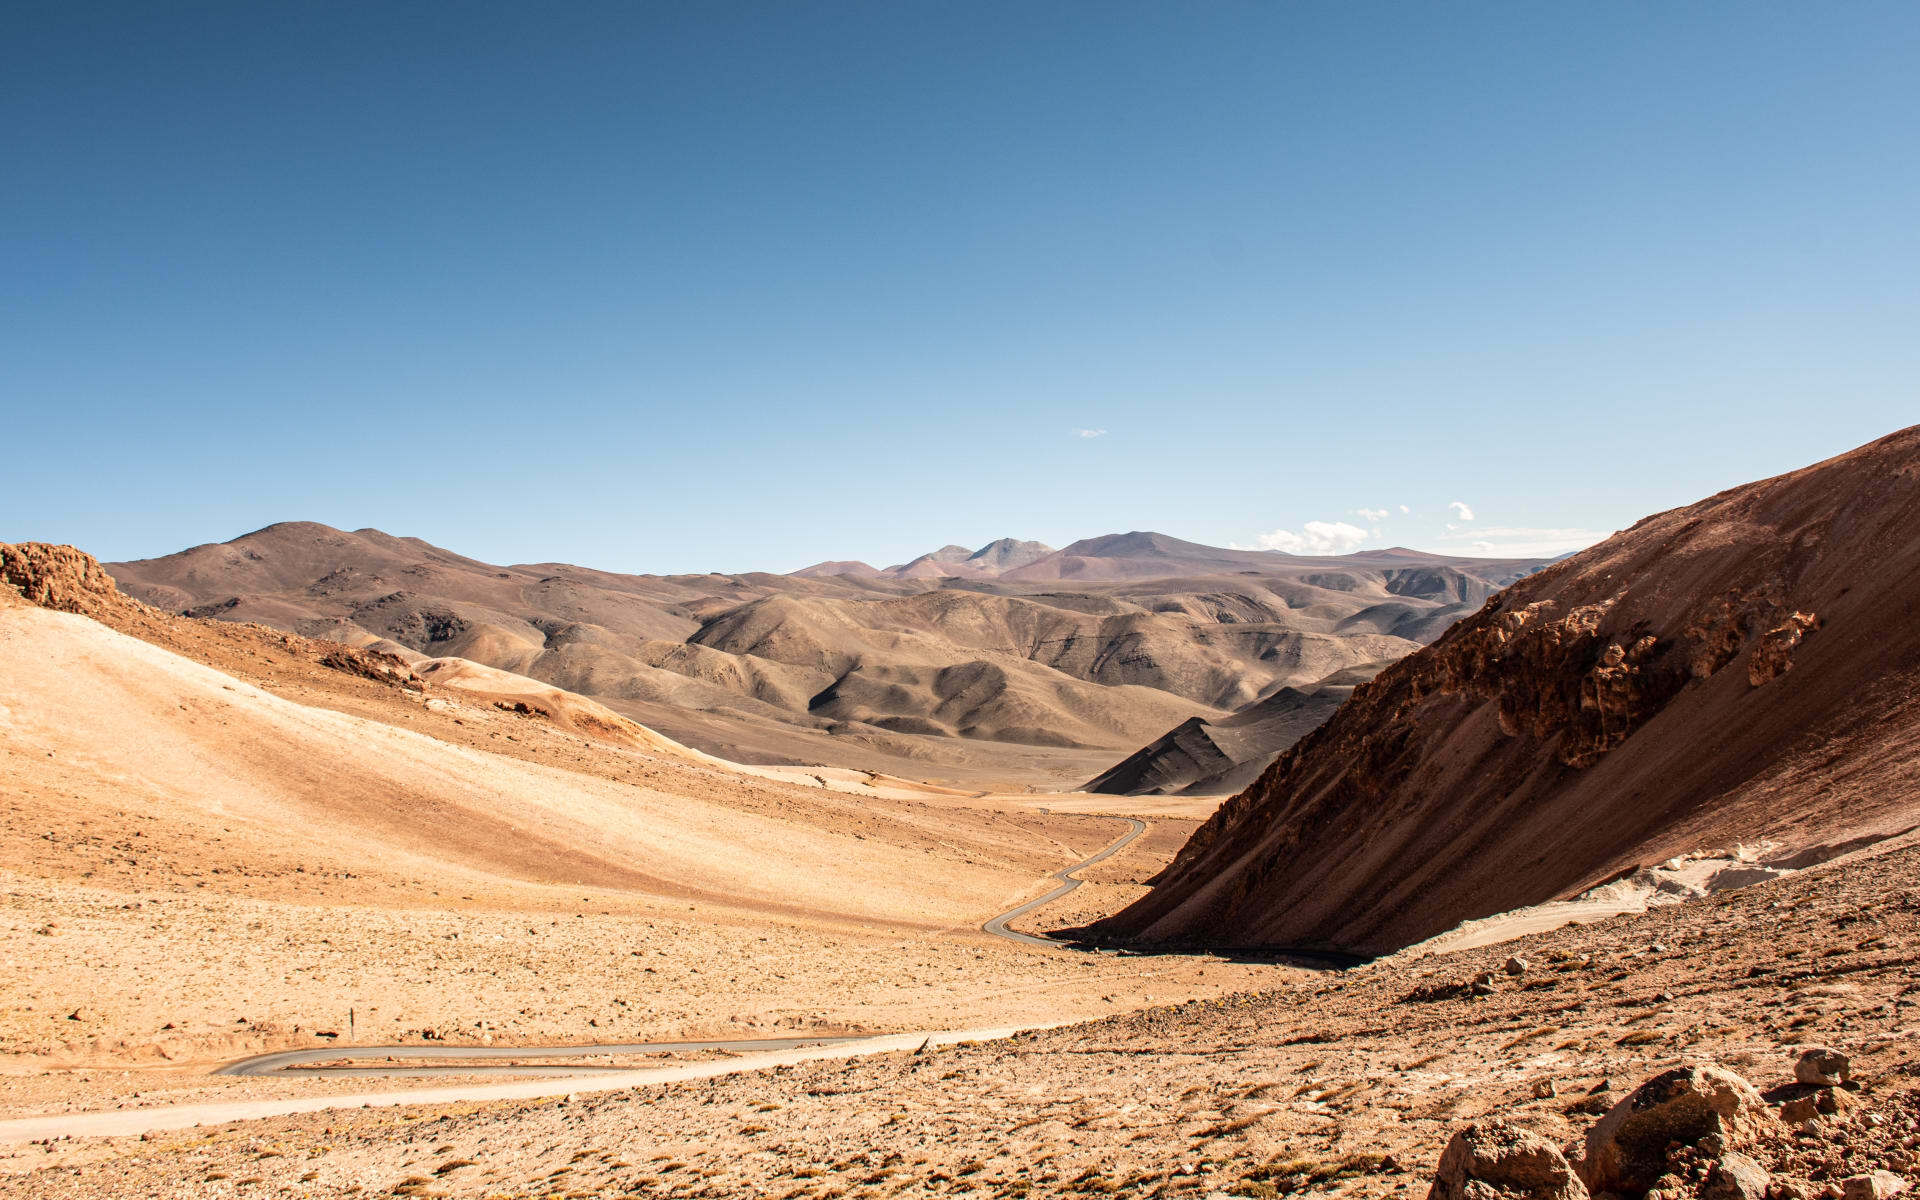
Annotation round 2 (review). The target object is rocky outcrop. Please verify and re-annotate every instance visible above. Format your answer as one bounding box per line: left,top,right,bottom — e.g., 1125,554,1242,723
1,542,126,617
1093,426,1920,955
1751,613,1822,687
3,542,421,691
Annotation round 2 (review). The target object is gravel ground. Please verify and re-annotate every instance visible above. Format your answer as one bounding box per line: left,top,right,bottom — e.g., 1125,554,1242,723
11,836,1920,1199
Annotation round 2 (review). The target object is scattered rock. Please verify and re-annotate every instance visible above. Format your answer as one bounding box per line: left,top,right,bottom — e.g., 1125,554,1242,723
1507,956,1531,976
1428,1119,1589,1200
1702,1151,1771,1200
1533,1077,1559,1099
1581,1065,1781,1195
1750,612,1820,686
1796,1047,1850,1088
1781,1087,1854,1126
1842,1173,1909,1200
1645,1170,1689,1200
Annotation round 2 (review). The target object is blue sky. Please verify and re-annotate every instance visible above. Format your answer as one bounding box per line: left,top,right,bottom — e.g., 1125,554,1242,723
6,3,1917,573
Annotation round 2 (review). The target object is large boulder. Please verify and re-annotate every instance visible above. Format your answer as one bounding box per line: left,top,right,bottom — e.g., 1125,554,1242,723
1428,1120,1589,1200
1581,1066,1781,1195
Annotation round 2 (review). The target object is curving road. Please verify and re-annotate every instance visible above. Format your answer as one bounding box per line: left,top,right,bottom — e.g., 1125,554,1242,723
981,814,1146,946
214,1036,866,1077
207,813,1149,1082
0,813,1156,1144
0,1026,1062,1145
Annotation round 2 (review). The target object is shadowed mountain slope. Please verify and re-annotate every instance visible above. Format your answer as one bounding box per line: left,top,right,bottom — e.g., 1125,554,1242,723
1094,425,1920,956
1083,661,1392,797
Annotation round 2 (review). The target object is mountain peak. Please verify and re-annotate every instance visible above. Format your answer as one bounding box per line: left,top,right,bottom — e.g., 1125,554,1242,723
965,538,1055,571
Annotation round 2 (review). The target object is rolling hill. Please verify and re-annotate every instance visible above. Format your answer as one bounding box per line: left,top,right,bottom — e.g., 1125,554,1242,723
108,526,1547,786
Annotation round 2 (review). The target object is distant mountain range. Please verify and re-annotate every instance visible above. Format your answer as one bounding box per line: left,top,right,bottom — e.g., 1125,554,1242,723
106,525,1549,787
792,537,1056,580
794,531,1530,584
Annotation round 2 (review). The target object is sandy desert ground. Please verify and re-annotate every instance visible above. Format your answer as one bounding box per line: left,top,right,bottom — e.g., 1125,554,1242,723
0,552,1296,1149
11,806,1920,1198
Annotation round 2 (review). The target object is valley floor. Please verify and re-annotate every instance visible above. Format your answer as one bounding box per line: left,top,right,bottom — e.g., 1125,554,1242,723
6,547,1918,1200
10,826,1920,1197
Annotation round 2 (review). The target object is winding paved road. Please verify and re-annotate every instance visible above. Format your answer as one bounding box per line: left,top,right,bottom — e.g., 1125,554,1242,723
981,815,1146,946
214,1037,866,1077
0,1026,1060,1146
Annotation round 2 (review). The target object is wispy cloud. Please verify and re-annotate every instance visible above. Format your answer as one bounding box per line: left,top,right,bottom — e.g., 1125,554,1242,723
1448,501,1476,521
1073,428,1108,439
1252,520,1370,556
1353,507,1390,523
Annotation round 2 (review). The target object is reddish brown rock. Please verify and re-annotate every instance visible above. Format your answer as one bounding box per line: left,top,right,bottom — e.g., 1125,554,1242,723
1580,1066,1781,1196
1427,1120,1588,1200
1751,613,1821,687
1795,1047,1850,1087
0,541,122,615
1843,1173,1910,1200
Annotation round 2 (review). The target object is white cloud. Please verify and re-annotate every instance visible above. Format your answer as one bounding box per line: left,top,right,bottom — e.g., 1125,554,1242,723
1254,520,1371,556
1437,526,1608,558
1448,501,1476,521
1073,428,1108,439
1398,505,1410,515
1353,507,1390,523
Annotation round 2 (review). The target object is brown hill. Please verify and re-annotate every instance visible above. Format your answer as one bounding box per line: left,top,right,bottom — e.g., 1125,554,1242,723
2,543,1289,1077
108,524,1544,785
962,537,1055,573
1093,425,1920,956
789,559,884,578
864,537,1058,579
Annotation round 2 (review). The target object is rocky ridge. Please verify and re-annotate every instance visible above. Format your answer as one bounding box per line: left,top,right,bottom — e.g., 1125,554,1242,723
1096,425,1920,956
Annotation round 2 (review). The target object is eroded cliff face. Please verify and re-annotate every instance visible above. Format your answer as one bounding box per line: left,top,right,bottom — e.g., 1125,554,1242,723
1094,426,1920,956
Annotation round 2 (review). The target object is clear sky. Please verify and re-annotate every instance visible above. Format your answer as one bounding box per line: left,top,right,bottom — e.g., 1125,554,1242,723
6,3,1917,574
